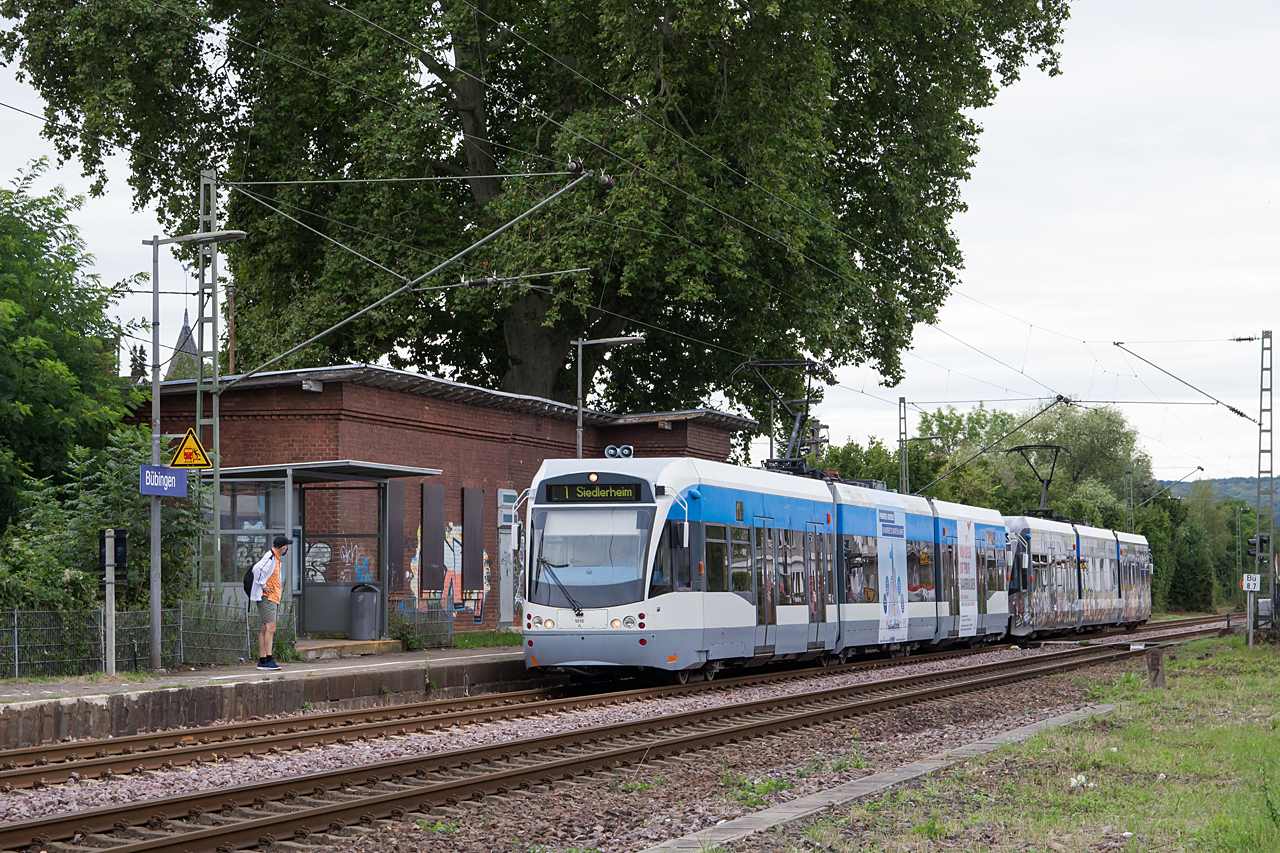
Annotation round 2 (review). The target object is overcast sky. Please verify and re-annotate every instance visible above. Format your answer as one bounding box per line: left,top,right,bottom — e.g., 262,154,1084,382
2,0,1275,484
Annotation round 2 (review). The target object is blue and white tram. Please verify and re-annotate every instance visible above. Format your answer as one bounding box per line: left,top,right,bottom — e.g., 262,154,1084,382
522,457,1151,678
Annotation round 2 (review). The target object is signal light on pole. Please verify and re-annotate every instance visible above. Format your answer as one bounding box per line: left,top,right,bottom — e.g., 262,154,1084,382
1248,534,1269,561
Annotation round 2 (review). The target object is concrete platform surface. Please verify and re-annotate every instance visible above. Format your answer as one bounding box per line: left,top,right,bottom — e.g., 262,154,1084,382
0,644,524,705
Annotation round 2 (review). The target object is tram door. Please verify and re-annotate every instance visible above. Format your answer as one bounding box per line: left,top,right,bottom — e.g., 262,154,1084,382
754,518,776,651
806,523,838,648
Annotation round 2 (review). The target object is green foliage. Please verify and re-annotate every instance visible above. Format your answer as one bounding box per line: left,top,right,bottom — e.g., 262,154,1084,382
0,161,140,532
0,0,1070,426
0,426,207,611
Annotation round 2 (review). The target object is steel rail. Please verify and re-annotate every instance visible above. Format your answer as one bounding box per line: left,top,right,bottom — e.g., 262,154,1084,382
0,632,1221,853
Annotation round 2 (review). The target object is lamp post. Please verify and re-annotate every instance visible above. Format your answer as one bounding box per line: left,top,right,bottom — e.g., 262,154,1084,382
573,335,645,458
898,435,942,494
141,229,247,669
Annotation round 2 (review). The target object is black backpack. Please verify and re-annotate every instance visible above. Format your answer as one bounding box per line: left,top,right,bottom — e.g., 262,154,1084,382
243,566,254,597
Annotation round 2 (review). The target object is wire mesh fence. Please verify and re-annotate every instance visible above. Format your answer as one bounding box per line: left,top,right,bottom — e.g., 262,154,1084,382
180,601,256,666
389,596,454,650
115,609,182,671
0,595,454,678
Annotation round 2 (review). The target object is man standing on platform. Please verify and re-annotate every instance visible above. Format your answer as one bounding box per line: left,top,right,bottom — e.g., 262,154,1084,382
250,535,291,671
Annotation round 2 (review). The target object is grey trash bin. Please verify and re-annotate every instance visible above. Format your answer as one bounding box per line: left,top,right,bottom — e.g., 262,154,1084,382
349,584,379,641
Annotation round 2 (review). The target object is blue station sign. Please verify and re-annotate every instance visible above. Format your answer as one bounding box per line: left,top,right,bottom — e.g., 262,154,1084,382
139,465,188,497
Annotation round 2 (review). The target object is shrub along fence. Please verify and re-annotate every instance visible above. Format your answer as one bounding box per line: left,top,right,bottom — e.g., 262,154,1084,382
388,595,454,650
0,600,300,678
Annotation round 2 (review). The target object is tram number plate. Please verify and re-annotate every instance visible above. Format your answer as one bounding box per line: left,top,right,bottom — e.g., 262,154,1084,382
558,609,607,630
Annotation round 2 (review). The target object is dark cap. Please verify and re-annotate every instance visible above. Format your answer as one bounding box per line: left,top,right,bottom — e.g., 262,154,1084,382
273,535,293,549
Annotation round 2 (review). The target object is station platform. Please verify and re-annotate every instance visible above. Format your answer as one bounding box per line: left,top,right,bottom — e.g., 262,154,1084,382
0,644,541,750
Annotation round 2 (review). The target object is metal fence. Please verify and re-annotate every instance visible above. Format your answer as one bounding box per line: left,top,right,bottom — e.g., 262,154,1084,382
389,596,454,650
0,601,304,678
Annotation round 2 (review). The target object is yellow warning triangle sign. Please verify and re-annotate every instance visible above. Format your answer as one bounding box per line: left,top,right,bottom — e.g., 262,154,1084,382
169,428,212,469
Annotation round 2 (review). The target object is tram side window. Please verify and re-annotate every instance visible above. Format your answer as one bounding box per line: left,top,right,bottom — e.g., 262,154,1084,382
780,529,805,606
730,527,753,600
648,520,692,598
705,525,729,593
1031,551,1048,588
843,535,878,602
907,541,935,602
675,524,694,591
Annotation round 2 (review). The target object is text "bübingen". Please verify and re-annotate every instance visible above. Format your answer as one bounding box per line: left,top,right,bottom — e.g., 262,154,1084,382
145,470,178,490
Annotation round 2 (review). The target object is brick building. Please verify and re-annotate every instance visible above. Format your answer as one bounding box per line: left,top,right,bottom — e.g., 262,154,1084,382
153,364,755,630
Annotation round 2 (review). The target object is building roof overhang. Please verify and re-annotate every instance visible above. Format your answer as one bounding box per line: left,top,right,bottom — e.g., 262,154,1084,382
158,364,758,432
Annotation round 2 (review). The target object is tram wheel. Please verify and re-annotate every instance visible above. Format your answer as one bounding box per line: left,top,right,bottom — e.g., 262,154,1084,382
674,670,691,685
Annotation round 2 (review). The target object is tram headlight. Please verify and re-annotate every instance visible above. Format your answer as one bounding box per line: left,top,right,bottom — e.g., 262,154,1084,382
532,616,543,628
611,619,622,629
623,616,636,629
544,619,555,629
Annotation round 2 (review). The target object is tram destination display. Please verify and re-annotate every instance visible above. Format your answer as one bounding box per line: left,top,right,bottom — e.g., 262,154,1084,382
546,482,642,503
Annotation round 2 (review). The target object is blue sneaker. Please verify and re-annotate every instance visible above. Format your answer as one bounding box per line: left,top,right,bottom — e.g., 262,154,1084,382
257,656,281,671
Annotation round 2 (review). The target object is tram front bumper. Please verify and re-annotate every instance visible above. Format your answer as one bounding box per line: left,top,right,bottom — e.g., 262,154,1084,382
523,629,701,671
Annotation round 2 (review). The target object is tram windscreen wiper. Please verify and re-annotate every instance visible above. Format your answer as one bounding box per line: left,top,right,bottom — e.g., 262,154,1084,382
536,536,584,616
538,558,583,616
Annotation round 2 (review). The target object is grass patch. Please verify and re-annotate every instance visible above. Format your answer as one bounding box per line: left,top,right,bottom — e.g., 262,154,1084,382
798,635,1280,851
452,630,523,649
720,770,794,808
417,819,459,833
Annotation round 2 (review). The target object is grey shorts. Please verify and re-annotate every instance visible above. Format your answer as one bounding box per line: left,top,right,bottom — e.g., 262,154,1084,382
256,598,278,625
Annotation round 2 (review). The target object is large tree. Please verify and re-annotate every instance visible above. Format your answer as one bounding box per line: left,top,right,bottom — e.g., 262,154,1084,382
0,162,138,531
1,0,1070,417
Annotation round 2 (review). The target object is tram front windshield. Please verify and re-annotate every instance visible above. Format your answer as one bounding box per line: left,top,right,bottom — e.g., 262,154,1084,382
529,507,653,609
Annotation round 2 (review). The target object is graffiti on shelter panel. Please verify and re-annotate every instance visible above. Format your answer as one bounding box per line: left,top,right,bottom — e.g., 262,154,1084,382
414,522,490,624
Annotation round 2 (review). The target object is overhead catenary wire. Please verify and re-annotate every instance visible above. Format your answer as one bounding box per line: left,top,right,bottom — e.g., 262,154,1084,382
222,169,598,393
1114,341,1257,423
226,172,565,186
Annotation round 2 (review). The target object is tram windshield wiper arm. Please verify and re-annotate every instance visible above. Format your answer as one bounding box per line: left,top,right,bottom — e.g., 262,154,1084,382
536,548,584,616
538,559,583,616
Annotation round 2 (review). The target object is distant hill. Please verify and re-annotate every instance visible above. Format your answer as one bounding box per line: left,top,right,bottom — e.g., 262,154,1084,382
1164,477,1269,505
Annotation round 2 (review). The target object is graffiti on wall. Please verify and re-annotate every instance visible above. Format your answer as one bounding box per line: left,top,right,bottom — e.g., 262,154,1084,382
410,523,490,624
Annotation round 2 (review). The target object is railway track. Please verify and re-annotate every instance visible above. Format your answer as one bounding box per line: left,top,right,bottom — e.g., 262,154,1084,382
0,624,1223,853
0,613,1228,791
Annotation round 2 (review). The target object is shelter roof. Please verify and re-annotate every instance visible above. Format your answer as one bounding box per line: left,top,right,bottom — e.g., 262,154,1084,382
218,459,442,483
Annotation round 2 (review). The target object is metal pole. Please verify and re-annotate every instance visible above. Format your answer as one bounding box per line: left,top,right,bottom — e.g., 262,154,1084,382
576,339,584,459
1248,590,1254,648
1236,506,1243,611
898,397,908,494
150,237,162,669
105,528,116,676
